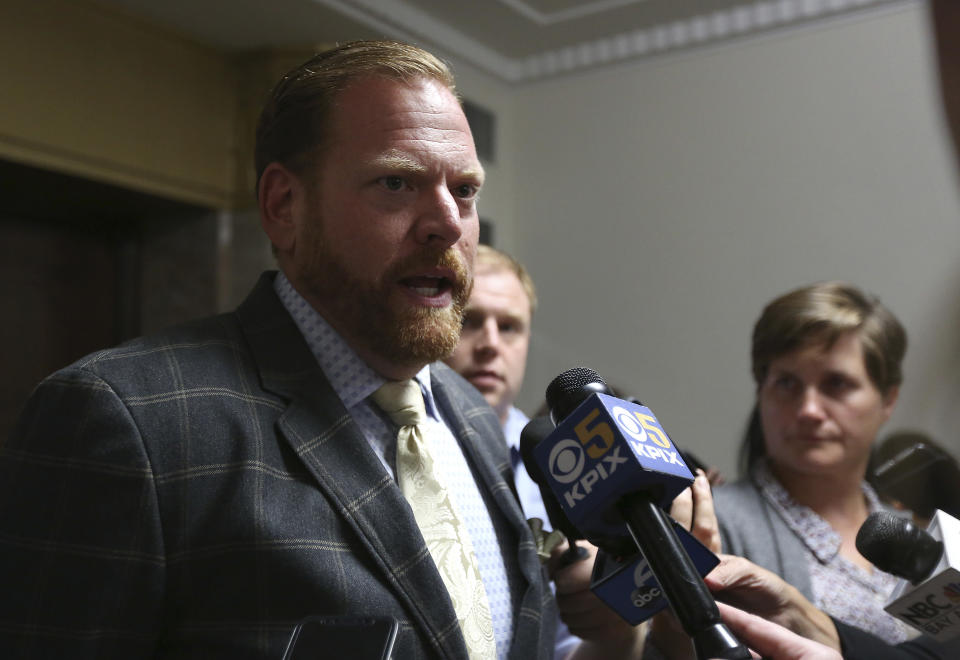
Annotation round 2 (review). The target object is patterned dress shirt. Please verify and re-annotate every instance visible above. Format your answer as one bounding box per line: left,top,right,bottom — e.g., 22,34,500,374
274,272,522,658
753,460,913,643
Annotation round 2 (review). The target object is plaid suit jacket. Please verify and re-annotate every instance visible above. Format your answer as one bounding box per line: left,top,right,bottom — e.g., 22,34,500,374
0,272,557,659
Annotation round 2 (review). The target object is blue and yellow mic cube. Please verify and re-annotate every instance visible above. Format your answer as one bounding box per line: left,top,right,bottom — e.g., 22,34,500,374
533,392,694,538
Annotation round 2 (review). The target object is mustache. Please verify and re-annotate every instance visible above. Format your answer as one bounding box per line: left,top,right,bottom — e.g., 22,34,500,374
389,248,470,289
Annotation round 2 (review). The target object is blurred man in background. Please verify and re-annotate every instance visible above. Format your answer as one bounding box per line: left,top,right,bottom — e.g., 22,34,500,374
445,245,547,523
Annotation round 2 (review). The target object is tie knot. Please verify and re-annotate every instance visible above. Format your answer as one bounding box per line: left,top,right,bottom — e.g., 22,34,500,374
372,379,426,428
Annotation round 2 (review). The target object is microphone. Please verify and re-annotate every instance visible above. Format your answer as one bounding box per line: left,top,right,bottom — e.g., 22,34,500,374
521,402,719,624
871,441,960,521
856,510,960,641
529,367,749,659
519,415,589,566
857,512,943,584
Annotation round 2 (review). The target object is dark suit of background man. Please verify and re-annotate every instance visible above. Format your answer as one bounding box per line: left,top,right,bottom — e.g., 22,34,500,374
0,41,558,659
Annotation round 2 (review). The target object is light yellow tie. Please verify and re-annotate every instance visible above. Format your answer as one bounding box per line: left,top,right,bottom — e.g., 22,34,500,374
372,380,496,659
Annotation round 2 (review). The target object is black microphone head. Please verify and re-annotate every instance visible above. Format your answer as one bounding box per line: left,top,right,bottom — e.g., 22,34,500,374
545,367,611,425
856,511,944,583
519,415,556,486
518,416,584,542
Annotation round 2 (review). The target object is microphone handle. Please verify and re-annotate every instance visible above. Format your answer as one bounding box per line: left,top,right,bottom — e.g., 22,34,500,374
617,492,751,660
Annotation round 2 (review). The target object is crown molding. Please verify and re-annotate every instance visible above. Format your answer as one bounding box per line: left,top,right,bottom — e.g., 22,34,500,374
313,0,919,83
314,0,523,79
495,0,650,26
517,0,918,81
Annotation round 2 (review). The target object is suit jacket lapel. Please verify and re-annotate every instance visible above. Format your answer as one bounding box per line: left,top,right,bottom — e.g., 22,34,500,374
234,273,466,658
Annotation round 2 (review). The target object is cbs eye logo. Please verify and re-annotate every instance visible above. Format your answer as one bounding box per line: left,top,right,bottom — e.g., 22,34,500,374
613,406,648,443
611,406,671,448
548,439,586,484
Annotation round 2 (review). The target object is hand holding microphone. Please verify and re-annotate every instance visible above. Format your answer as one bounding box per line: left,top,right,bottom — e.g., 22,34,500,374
523,367,750,659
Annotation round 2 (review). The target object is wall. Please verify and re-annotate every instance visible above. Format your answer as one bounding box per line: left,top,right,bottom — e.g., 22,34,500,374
0,0,320,317
0,0,239,208
508,4,960,477
437,57,520,252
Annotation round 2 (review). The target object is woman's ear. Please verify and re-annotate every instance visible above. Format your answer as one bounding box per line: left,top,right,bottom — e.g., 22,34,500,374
258,162,301,255
881,385,900,420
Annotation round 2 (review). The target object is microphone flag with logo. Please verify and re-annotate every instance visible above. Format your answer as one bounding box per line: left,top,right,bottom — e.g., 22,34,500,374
858,509,960,642
533,383,692,537
527,368,749,660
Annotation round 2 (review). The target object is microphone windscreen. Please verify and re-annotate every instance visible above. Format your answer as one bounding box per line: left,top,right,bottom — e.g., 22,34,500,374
856,511,943,583
545,367,609,425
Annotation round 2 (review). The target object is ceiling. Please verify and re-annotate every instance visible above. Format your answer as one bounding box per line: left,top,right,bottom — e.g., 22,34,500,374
98,0,913,82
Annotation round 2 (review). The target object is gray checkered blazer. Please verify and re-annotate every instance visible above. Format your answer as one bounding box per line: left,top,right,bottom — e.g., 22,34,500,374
0,272,557,659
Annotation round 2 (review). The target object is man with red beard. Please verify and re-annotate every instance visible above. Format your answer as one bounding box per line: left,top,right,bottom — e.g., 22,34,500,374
0,41,567,660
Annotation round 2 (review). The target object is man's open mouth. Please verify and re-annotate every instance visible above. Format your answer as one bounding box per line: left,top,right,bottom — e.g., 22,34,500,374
402,275,453,296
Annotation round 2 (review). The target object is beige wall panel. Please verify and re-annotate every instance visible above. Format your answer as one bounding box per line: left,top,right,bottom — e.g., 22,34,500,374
232,48,329,208
0,0,238,207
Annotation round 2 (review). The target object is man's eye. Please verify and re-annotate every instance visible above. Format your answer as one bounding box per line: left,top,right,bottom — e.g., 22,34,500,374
379,176,406,191
453,183,478,199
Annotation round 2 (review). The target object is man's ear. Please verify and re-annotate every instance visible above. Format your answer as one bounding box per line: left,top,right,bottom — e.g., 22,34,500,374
258,162,302,254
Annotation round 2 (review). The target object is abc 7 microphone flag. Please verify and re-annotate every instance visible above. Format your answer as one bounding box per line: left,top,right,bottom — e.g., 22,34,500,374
532,390,719,624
